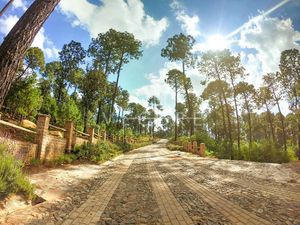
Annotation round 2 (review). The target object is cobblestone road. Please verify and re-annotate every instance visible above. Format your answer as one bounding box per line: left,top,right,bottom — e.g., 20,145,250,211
3,140,300,225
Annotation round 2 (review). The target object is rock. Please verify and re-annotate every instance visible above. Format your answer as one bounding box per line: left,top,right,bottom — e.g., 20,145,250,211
20,119,36,129
49,130,64,138
257,208,264,214
32,196,46,206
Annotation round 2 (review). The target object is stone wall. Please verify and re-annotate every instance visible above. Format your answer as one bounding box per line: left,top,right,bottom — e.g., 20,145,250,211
0,114,103,163
44,135,67,161
74,136,89,146
0,138,38,164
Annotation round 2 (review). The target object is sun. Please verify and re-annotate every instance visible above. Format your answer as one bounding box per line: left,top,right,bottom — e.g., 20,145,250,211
206,34,229,50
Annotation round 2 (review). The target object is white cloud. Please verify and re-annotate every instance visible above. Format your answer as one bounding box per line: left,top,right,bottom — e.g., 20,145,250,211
59,0,168,46
129,61,205,118
130,62,177,117
176,13,200,37
0,14,58,58
240,52,263,87
32,27,59,58
239,16,300,74
0,14,18,34
170,0,200,37
12,0,27,11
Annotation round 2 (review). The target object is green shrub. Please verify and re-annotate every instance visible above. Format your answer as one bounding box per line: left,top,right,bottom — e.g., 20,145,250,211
30,158,42,166
0,144,35,200
54,154,78,165
167,143,183,151
74,141,122,163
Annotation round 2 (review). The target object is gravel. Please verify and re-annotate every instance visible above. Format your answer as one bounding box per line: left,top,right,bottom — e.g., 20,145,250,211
98,160,162,225
156,164,232,225
162,159,300,225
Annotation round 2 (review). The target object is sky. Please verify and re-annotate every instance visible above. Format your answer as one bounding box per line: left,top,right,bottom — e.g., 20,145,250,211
0,0,300,117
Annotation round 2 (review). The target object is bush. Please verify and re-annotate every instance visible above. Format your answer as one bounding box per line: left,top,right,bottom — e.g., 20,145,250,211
74,141,122,163
0,144,35,200
54,154,78,165
167,143,183,151
30,158,42,166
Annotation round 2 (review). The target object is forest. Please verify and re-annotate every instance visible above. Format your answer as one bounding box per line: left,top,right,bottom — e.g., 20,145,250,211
2,30,299,164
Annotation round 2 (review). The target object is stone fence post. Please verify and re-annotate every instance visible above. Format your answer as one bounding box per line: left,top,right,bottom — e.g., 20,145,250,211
192,141,197,154
87,127,95,144
65,121,74,153
199,143,206,157
36,114,50,161
187,142,192,152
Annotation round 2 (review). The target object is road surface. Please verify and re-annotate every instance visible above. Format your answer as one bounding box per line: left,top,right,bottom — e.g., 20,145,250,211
2,140,300,225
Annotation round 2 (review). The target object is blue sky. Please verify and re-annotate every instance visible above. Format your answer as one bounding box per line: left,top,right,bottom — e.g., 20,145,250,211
0,0,300,116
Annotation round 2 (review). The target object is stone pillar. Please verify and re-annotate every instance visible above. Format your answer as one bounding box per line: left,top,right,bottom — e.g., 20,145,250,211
199,143,206,157
36,114,50,161
87,127,95,144
192,141,197,154
65,121,74,153
187,142,192,152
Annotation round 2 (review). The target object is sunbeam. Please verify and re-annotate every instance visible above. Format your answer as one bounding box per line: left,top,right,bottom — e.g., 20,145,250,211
225,0,292,39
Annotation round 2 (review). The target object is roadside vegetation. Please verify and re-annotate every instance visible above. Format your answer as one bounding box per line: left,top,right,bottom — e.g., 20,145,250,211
159,34,299,163
0,144,35,200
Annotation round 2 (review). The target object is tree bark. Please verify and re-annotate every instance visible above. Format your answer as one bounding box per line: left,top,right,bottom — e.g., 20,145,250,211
215,64,233,159
109,55,123,125
230,77,241,158
174,79,178,141
219,95,227,140
182,61,193,136
243,95,252,160
0,0,60,108
271,88,287,151
265,102,276,143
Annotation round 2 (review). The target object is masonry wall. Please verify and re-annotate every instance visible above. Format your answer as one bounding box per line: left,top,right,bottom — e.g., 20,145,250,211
0,138,38,164
44,135,67,161
74,136,89,146
0,114,107,163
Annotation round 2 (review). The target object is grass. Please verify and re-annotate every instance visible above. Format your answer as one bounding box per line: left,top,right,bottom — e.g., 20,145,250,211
0,144,35,200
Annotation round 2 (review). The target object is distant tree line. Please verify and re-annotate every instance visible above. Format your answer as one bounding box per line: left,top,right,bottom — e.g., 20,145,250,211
162,33,300,162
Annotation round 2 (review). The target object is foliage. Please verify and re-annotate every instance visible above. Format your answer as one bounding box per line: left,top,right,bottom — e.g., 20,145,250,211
167,143,184,151
0,144,35,200
56,97,82,127
74,141,122,163
4,74,42,119
54,154,78,165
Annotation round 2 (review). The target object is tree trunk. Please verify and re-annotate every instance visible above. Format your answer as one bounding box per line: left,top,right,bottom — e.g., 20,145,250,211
83,107,88,133
0,0,60,109
96,101,101,124
0,0,14,17
215,64,233,159
152,104,155,139
230,78,241,158
224,95,234,159
265,102,276,143
244,95,252,160
219,95,227,140
174,80,178,141
294,93,300,160
298,123,300,160
117,107,121,124
272,88,287,151
109,56,123,125
182,61,193,136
